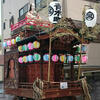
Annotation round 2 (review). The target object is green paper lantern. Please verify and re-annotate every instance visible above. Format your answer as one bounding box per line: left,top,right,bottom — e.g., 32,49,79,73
16,36,21,42
33,53,41,62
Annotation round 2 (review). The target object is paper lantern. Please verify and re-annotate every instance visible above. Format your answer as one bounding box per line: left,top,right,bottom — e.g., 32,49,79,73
23,56,28,63
18,57,23,63
81,45,87,53
11,39,16,45
67,54,73,63
27,42,33,50
43,54,49,62
33,53,41,62
81,55,88,63
7,40,11,46
52,54,59,62
18,46,23,52
3,42,7,48
27,55,33,62
60,55,66,63
22,44,28,52
75,55,80,64
33,41,40,49
16,36,21,42
48,1,61,23
85,9,97,27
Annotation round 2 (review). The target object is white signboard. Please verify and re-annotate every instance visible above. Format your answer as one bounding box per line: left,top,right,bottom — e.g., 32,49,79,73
85,9,97,27
60,82,68,89
48,1,62,23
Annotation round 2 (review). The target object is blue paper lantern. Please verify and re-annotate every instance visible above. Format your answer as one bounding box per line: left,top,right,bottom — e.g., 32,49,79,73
27,55,33,62
67,54,73,63
43,54,49,62
3,42,7,48
81,45,87,53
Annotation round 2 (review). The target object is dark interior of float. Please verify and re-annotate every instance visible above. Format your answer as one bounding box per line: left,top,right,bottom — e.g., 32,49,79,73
4,17,87,100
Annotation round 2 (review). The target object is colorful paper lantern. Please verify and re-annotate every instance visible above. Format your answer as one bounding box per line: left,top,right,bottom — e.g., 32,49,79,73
75,55,80,64
27,55,33,62
22,44,28,52
81,55,88,63
33,41,40,49
3,42,7,48
11,39,16,45
43,54,49,62
7,40,11,46
23,56,28,63
18,46,23,52
33,53,41,62
18,57,23,63
16,36,21,42
27,42,33,50
81,45,87,53
60,55,66,63
67,54,73,63
52,54,59,62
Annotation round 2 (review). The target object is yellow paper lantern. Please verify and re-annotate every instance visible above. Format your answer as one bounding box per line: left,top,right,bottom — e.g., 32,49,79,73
18,46,23,52
33,41,40,49
11,39,16,45
60,55,66,63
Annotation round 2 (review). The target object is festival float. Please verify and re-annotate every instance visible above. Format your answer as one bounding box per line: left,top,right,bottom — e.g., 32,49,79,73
4,2,99,100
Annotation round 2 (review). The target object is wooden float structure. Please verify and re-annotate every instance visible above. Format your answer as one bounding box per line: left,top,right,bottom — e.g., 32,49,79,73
4,17,84,100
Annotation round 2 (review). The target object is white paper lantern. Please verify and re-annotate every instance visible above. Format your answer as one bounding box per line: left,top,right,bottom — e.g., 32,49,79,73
48,1,61,23
85,9,97,27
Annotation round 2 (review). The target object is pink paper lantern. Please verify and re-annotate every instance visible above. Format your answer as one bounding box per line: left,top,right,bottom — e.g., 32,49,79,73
18,57,23,63
52,54,59,62
7,40,11,46
28,42,33,50
81,55,88,63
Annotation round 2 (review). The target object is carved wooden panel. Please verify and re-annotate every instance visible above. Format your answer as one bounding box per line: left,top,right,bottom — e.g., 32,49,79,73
4,51,19,89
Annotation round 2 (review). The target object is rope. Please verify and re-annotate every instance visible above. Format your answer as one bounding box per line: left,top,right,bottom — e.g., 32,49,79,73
80,78,91,100
33,78,43,100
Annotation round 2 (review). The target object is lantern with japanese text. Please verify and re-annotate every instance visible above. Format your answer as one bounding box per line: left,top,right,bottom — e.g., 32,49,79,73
85,9,97,27
48,1,61,23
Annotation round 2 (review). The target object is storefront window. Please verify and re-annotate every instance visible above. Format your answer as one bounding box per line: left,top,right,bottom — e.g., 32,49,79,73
35,0,47,11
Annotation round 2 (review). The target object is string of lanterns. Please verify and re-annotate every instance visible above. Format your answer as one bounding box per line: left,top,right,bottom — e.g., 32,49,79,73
18,53,88,64
3,36,21,48
18,41,40,52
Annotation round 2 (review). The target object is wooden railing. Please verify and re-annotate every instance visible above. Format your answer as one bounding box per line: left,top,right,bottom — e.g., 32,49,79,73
18,80,81,89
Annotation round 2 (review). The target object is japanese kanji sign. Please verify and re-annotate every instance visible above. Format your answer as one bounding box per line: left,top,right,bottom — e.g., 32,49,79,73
85,9,97,27
48,1,62,24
